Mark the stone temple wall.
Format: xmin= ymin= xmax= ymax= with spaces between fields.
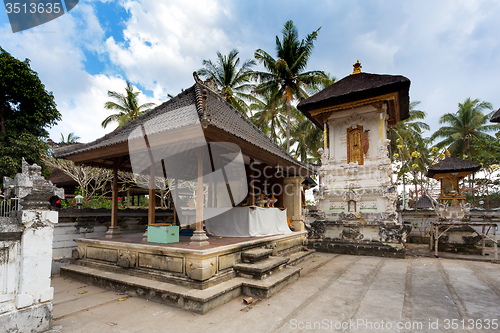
xmin=0 ymin=159 xmax=63 ymax=332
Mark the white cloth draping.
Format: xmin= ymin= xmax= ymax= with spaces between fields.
xmin=204 ymin=207 xmax=292 ymax=237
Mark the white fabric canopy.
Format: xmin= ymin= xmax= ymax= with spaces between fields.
xmin=204 ymin=207 xmax=292 ymax=237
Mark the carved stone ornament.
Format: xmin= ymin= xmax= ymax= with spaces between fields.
xmin=379 ymin=224 xmax=412 ymax=243
xmin=307 ymin=220 xmax=326 ymax=239
xmin=4 ymin=158 xmax=64 ymax=210
xmin=339 ymin=228 xmax=364 ymax=240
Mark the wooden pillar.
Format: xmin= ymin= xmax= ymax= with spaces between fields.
xmin=435 ymin=224 xmax=439 ymax=257
xmin=148 ymin=168 xmax=155 ymax=225
xmin=481 ymin=226 xmax=486 ymax=256
xmin=494 ymin=225 xmax=498 ymax=261
xmin=173 ymin=180 xmax=178 ymax=225
xmin=208 ymin=174 xmax=213 ymax=208
xmin=190 ymin=149 xmax=209 ymax=245
xmin=106 ymin=158 xmax=121 ymax=238
xmin=195 ymin=151 xmax=204 ymax=231
xmin=250 ymin=159 xmax=255 ymax=206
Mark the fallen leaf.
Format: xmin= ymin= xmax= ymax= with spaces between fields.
xmin=118 ymin=297 xmax=128 ymax=301
xmin=78 ymin=291 xmax=87 ymax=294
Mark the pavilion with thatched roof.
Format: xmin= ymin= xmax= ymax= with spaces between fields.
xmin=54 ymin=74 xmax=314 ymax=244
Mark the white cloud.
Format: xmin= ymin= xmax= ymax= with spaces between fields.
xmin=105 ymin=0 xmax=231 ymax=99
xmin=50 ymin=74 xmax=160 ymax=142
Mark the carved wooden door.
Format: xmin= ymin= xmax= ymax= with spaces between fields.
xmin=347 ymin=125 xmax=364 ymax=165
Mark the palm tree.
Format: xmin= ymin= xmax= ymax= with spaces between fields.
xmin=253 ymin=20 xmax=327 ymax=153
xmin=389 ymin=101 xmax=429 ymax=157
xmin=289 ymin=107 xmax=323 ymax=163
xmin=197 ymin=49 xmax=255 ymax=117
xmin=60 ymin=132 xmax=80 ymax=144
xmin=430 ymin=98 xmax=498 ymax=157
xmin=249 ymin=88 xmax=287 ymax=144
xmin=102 ymin=81 xmax=155 ymax=129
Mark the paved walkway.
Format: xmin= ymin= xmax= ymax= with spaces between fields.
xmin=47 ymin=254 xmax=500 ymax=333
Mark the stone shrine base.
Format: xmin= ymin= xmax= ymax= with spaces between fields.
xmin=61 ymin=231 xmax=313 ymax=314
xmin=0 ymin=303 xmax=52 ymax=333
xmin=307 ymin=219 xmax=410 ymax=258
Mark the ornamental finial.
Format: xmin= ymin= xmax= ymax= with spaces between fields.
xmin=352 ymin=60 xmax=362 ymax=74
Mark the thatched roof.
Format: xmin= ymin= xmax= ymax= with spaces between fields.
xmin=426 ymin=156 xmax=481 ymax=178
xmin=491 ymin=108 xmax=500 ymax=123
xmin=301 ymin=176 xmax=317 ymax=189
xmin=54 ymin=79 xmax=315 ymax=177
xmin=297 ymin=71 xmax=410 ymax=128
xmin=414 ymin=194 xmax=434 ymax=209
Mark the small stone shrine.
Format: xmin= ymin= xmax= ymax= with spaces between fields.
xmin=426 ymin=153 xmax=488 ymax=253
xmin=297 ymin=61 xmax=411 ymax=257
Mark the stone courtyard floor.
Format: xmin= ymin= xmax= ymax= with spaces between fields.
xmin=46 ymin=253 xmax=500 ymax=333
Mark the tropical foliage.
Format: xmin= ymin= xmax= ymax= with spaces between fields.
xmin=253 ymin=20 xmax=327 ymax=153
xmin=60 ymin=132 xmax=80 ymax=144
xmin=430 ymin=98 xmax=498 ymax=158
xmin=102 ymin=81 xmax=155 ymax=129
xmin=0 ymin=47 xmax=60 ymax=179
xmin=198 ymin=49 xmax=255 ymax=117
xmin=249 ymin=87 xmax=287 ymax=144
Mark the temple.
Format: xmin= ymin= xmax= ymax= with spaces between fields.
xmin=297 ymin=61 xmax=411 ymax=257
xmin=52 ymin=74 xmax=315 ymax=313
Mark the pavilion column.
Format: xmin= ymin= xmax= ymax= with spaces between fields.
xmin=106 ymin=158 xmax=122 ymax=238
xmin=283 ymin=176 xmax=305 ymax=232
xmin=190 ymin=149 xmax=209 ymax=245
xmin=250 ymin=159 xmax=255 ymax=206
xmin=173 ymin=180 xmax=178 ymax=225
xmin=148 ymin=167 xmax=156 ymax=225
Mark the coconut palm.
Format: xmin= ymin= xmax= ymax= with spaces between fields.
xmin=197 ymin=49 xmax=255 ymax=117
xmin=389 ymin=101 xmax=429 ymax=158
xmin=430 ymin=98 xmax=498 ymax=158
xmin=289 ymin=107 xmax=323 ymax=163
xmin=249 ymin=88 xmax=287 ymax=144
xmin=253 ymin=20 xmax=327 ymax=153
xmin=101 ymin=81 xmax=155 ymax=129
xmin=60 ymin=132 xmax=80 ymax=144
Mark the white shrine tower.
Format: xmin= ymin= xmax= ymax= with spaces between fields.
xmin=298 ymin=61 xmax=411 ymax=256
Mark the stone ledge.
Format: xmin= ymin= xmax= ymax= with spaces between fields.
xmin=241 ymin=248 xmax=273 ymax=263
xmin=234 ymin=256 xmax=289 ymax=278
xmin=60 ymin=264 xmax=302 ymax=314
xmin=308 ymin=239 xmax=405 ymax=258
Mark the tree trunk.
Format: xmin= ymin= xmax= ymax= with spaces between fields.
xmin=0 ymin=108 xmax=6 ymax=134
xmin=487 ymin=183 xmax=490 ymax=209
xmin=286 ymin=99 xmax=291 ymax=153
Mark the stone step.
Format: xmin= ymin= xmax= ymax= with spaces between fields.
xmin=241 ymin=248 xmax=273 ymax=263
xmin=60 ymin=263 xmax=301 ymax=314
xmin=233 ymin=256 xmax=289 ymax=280
xmin=284 ymin=249 xmax=316 ymax=266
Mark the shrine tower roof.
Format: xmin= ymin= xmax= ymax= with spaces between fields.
xmin=491 ymin=108 xmax=500 ymax=123
xmin=426 ymin=156 xmax=481 ymax=178
xmin=297 ymin=62 xmax=410 ymax=128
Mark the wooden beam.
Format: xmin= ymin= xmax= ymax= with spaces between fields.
xmin=203 ymin=127 xmax=313 ymax=177
xmin=309 ymin=92 xmax=398 ymax=117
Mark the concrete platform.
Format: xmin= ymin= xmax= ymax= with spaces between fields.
xmin=48 ymin=254 xmax=500 ymax=333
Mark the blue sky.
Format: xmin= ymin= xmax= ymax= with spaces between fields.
xmin=1 ymin=0 xmax=500 ymax=143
